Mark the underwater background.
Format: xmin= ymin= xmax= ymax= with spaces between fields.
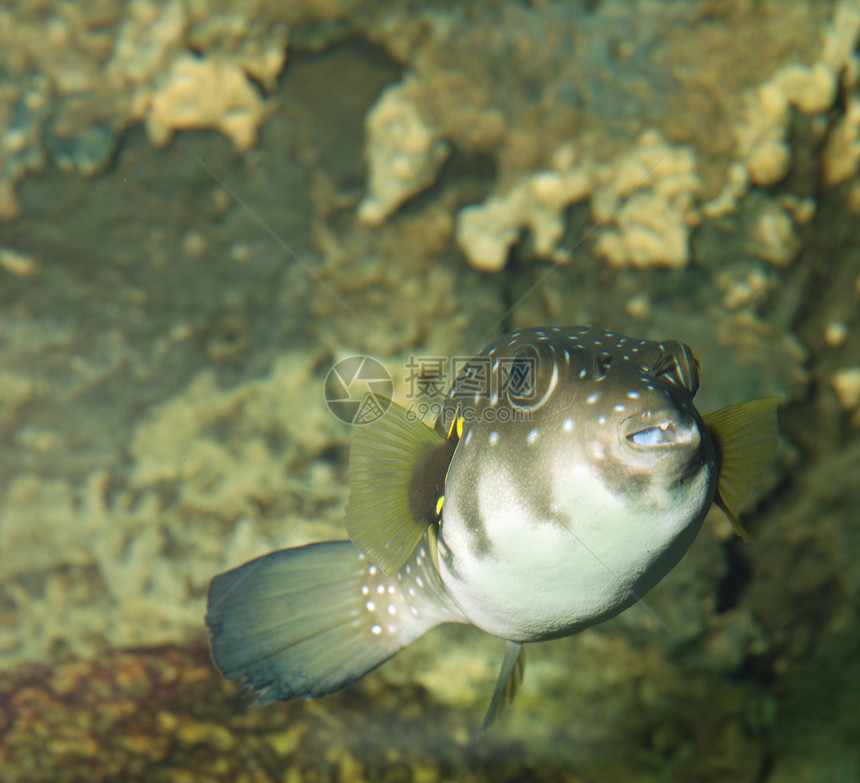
xmin=1 ymin=0 xmax=859 ymax=780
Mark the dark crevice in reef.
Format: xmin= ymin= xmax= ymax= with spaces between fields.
xmin=715 ymin=542 xmax=753 ymax=614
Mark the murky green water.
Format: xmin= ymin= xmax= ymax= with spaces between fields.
xmin=1 ymin=1 xmax=858 ymax=781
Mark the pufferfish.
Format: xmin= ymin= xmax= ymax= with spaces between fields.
xmin=206 ymin=325 xmax=779 ymax=729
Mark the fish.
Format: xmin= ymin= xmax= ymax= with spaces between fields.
xmin=205 ymin=325 xmax=779 ymax=729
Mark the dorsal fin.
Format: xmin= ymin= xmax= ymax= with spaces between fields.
xmin=480 ymin=641 xmax=526 ymax=732
xmin=703 ymin=397 xmax=780 ymax=543
xmin=345 ymin=396 xmax=455 ymax=574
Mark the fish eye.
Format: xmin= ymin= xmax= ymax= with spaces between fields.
xmin=652 ymin=342 xmax=700 ymax=394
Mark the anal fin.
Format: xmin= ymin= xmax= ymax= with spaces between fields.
xmin=480 ymin=641 xmax=526 ymax=732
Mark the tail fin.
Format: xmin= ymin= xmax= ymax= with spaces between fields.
xmin=206 ymin=539 xmax=464 ymax=703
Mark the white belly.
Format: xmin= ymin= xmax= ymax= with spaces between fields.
xmin=437 ymin=463 xmax=711 ymax=641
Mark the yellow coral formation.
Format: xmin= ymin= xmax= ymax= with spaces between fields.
xmin=0 ymin=247 xmax=39 ymax=277
xmin=590 ymin=132 xmax=701 ymax=269
xmin=832 ymin=367 xmax=860 ymax=426
xmin=455 ymin=131 xmax=700 ymax=271
xmin=358 ymin=80 xmax=450 ymax=226
xmin=746 ymin=200 xmax=801 ymax=267
xmin=146 ymin=55 xmax=270 ymax=151
xmin=455 ymin=143 xmax=591 ymax=271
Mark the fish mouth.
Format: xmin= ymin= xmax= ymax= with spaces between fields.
xmin=622 ymin=413 xmax=697 ymax=450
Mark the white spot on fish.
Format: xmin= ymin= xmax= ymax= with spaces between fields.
xmin=464 ymin=429 xmax=473 ymax=445
xmin=388 ymin=604 xmax=396 ymax=615
xmin=388 ymin=585 xmax=396 ymax=594
xmin=592 ymin=442 xmax=606 ymax=458
xmin=579 ymin=368 xmax=587 ymax=379
xmin=587 ymin=393 xmax=599 ymax=403
xmin=489 ymin=431 xmax=499 ymax=446
xmin=416 ymin=576 xmax=424 ymax=588
xmin=408 ymin=587 xmax=416 ymax=597
xmin=563 ymin=418 xmax=574 ymax=431
xmin=598 ymin=415 xmax=606 ymax=424
xmin=371 ymin=624 xmax=382 ymax=634
xmin=527 ymin=429 xmax=539 ymax=444
xmin=628 ymin=391 xmax=640 ymax=399
xmin=368 ymin=565 xmax=377 ymax=576
xmin=377 ymin=585 xmax=385 ymax=594
xmin=614 ymin=404 xmax=626 ymax=412
xmin=362 ymin=585 xmax=369 ymax=595
xmin=366 ymin=601 xmax=376 ymax=612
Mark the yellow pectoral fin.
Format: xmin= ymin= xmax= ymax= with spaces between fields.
xmin=703 ymin=396 xmax=780 ymax=541
xmin=345 ymin=396 xmax=455 ymax=574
